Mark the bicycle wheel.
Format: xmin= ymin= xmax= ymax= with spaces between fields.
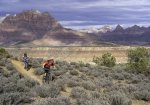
xmin=42 ymin=75 xmax=46 ymax=83
xmin=45 ymin=73 xmax=50 ymax=84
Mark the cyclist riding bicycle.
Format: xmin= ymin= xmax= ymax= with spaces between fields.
xmin=23 ymin=53 xmax=30 ymax=70
xmin=43 ymin=59 xmax=55 ymax=81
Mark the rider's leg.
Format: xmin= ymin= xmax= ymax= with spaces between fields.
xmin=24 ymin=62 xmax=27 ymax=69
xmin=26 ymin=62 xmax=30 ymax=70
xmin=44 ymin=69 xmax=49 ymax=82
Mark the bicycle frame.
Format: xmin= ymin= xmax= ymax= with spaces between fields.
xmin=43 ymin=72 xmax=52 ymax=84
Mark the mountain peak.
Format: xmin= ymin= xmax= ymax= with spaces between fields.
xmin=2 ymin=10 xmax=62 ymax=31
xmin=114 ymin=24 xmax=124 ymax=32
xmin=130 ymin=25 xmax=141 ymax=30
xmin=126 ymin=25 xmax=146 ymax=32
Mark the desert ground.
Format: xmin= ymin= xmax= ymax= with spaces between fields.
xmin=0 ymin=47 xmax=150 ymax=105
xmin=6 ymin=46 xmax=133 ymax=64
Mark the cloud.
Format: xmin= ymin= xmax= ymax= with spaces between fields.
xmin=59 ymin=20 xmax=99 ymax=26
xmin=0 ymin=0 xmax=150 ymax=29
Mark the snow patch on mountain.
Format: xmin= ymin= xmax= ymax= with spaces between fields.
xmin=77 ymin=26 xmax=113 ymax=34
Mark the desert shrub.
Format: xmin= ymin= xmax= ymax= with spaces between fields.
xmin=70 ymin=62 xmax=77 ymax=65
xmin=87 ymin=70 xmax=101 ymax=77
xmin=93 ymin=53 xmax=116 ymax=67
xmin=127 ymin=47 xmax=150 ymax=73
xmin=55 ymin=79 xmax=67 ymax=91
xmin=6 ymin=63 xmax=15 ymax=71
xmin=82 ymin=81 xmax=96 ymax=91
xmin=109 ymin=84 xmax=137 ymax=96
xmin=71 ymin=87 xmax=87 ymax=98
xmin=3 ymin=82 xmax=18 ymax=93
xmin=95 ymin=78 xmax=113 ymax=88
xmin=134 ymin=90 xmax=150 ymax=101
xmin=81 ymin=98 xmax=110 ymax=105
xmin=79 ymin=61 xmax=85 ymax=67
xmin=53 ymin=70 xmax=67 ymax=76
xmin=60 ymin=65 xmax=69 ymax=70
xmin=112 ymin=73 xmax=125 ymax=80
xmin=67 ymin=65 xmax=74 ymax=71
xmin=36 ymin=58 xmax=43 ymax=63
xmin=56 ymin=60 xmax=69 ymax=67
xmin=90 ymin=91 xmax=101 ymax=99
xmin=0 ymin=76 xmax=9 ymax=85
xmin=35 ymin=84 xmax=60 ymax=98
xmin=70 ymin=62 xmax=80 ymax=68
xmin=0 ymin=85 xmax=3 ymax=93
xmin=121 ymin=72 xmax=132 ymax=80
xmin=110 ymin=93 xmax=132 ymax=105
xmin=0 ymin=60 xmax=5 ymax=66
xmin=33 ymin=96 xmax=71 ymax=105
xmin=3 ymin=71 xmax=10 ymax=77
xmin=79 ymin=67 xmax=89 ymax=73
xmin=32 ymin=60 xmax=41 ymax=68
xmin=130 ymin=76 xmax=142 ymax=84
xmin=23 ymin=78 xmax=39 ymax=88
xmin=3 ymin=74 xmax=29 ymax=93
xmin=17 ymin=81 xmax=30 ymax=92
xmin=0 ymin=92 xmax=33 ymax=105
xmin=71 ymin=87 xmax=90 ymax=105
xmin=57 ymin=96 xmax=71 ymax=105
xmin=8 ymin=72 xmax=21 ymax=83
xmin=85 ymin=63 xmax=92 ymax=68
xmin=67 ymin=80 xmax=79 ymax=87
xmin=70 ymin=70 xmax=79 ymax=76
xmin=136 ymin=83 xmax=150 ymax=91
xmin=34 ymin=67 xmax=44 ymax=75
xmin=124 ymin=84 xmax=137 ymax=94
xmin=71 ymin=87 xmax=109 ymax=105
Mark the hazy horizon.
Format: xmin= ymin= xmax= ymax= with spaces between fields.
xmin=0 ymin=0 xmax=150 ymax=29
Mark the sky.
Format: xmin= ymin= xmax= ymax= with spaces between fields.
xmin=0 ymin=0 xmax=150 ymax=29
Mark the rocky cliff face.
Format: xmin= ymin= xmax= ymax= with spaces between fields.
xmin=0 ymin=10 xmax=97 ymax=46
xmin=0 ymin=10 xmax=63 ymax=43
xmin=3 ymin=10 xmax=62 ymax=34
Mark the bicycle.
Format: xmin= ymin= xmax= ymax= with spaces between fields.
xmin=24 ymin=63 xmax=32 ymax=71
xmin=43 ymin=72 xmax=51 ymax=84
xmin=43 ymin=71 xmax=55 ymax=84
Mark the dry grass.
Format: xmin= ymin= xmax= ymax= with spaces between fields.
xmin=6 ymin=46 xmax=133 ymax=64
xmin=132 ymin=100 xmax=150 ymax=105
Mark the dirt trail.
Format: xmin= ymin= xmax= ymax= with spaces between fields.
xmin=11 ymin=60 xmax=42 ymax=85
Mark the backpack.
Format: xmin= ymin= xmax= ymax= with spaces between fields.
xmin=44 ymin=63 xmax=50 ymax=69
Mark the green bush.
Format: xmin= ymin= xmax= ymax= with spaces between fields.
xmin=0 ymin=48 xmax=11 ymax=58
xmin=0 ymin=48 xmax=8 ymax=54
xmin=93 ymin=53 xmax=116 ymax=67
xmin=127 ymin=47 xmax=150 ymax=73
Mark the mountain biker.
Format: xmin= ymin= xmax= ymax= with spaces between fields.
xmin=43 ymin=59 xmax=55 ymax=81
xmin=23 ymin=53 xmax=30 ymax=70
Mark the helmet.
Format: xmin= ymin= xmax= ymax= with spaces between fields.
xmin=24 ymin=53 xmax=27 ymax=57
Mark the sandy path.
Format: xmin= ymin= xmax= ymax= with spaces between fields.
xmin=11 ymin=60 xmax=42 ymax=85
